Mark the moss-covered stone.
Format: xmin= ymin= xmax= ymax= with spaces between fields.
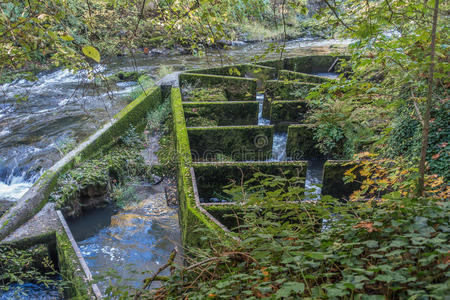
xmin=187 ymin=63 xmax=277 ymax=81
xmin=182 ymin=87 xmax=228 ymax=102
xmin=279 ymin=70 xmax=334 ymax=83
xmin=283 ymin=55 xmax=347 ymax=73
xmin=322 ymin=160 xmax=362 ymax=200
xmin=188 ymin=125 xmax=274 ymax=161
xmin=171 ymin=88 xmax=226 ymax=247
xmin=286 ymin=125 xmax=322 ymax=160
xmin=194 ymin=161 xmax=307 ymax=200
xmin=179 ymin=73 xmax=257 ymax=101
xmin=183 ymin=101 xmax=258 ymax=127
xmin=56 ymin=231 xmax=92 ymax=299
xmin=265 ymin=80 xmax=318 ymax=101
xmin=270 ymin=100 xmax=308 ymax=124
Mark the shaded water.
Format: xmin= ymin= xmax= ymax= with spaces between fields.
xmin=0 ymin=283 xmax=61 ymax=300
xmin=0 ymin=38 xmax=348 ymax=202
xmin=68 ymin=184 xmax=181 ymax=293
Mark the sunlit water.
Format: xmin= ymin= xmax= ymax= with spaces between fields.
xmin=68 ymin=184 xmax=181 ymax=294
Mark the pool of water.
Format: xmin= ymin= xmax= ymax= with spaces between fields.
xmin=68 ymin=183 xmax=181 ymax=294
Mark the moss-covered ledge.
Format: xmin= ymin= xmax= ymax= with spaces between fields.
xmin=187 ymin=125 xmax=274 ymax=161
xmin=278 ymin=70 xmax=334 ymax=83
xmin=183 ymin=101 xmax=259 ymax=126
xmin=171 ymin=87 xmax=229 ymax=247
xmin=179 ymin=73 xmax=257 ymax=101
xmin=0 ymin=86 xmax=162 ymax=241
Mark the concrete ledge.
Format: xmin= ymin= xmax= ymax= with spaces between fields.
xmin=179 ymin=73 xmax=257 ymax=101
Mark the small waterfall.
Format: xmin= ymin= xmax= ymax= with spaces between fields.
xmin=256 ymin=93 xmax=270 ymax=126
xmin=0 ymin=164 xmax=42 ymax=201
xmin=304 ymin=160 xmax=325 ymax=201
xmin=271 ymin=132 xmax=288 ymax=161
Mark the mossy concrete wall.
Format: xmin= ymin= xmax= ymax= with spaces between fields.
xmin=286 ymin=125 xmax=322 ymax=160
xmin=194 ymin=161 xmax=307 ymax=200
xmin=279 ymin=70 xmax=334 ymax=83
xmin=179 ymin=73 xmax=257 ymax=100
xmin=183 ymin=101 xmax=258 ymax=126
xmin=186 ymin=63 xmax=277 ymax=81
xmin=1 ymin=211 xmax=100 ymax=298
xmin=263 ymin=80 xmax=317 ymax=119
xmin=0 ymin=87 xmax=162 ymax=241
xmin=270 ymin=100 xmax=308 ymax=124
xmin=322 ymin=160 xmax=362 ymax=200
xmin=283 ymin=55 xmax=341 ymax=73
xmin=171 ymin=88 xmax=229 ymax=247
xmin=188 ymin=125 xmax=274 ymax=161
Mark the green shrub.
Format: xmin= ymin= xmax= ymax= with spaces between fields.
xmin=155 ymin=173 xmax=450 ymax=299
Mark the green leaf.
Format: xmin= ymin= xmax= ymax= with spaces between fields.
xmin=82 ymin=45 xmax=101 ymax=62
xmin=304 ymin=252 xmax=326 ymax=260
xmin=275 ymin=282 xmax=305 ymax=298
xmin=61 ymin=34 xmax=74 ymax=42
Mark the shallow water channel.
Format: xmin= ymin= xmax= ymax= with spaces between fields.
xmin=68 ymin=183 xmax=181 ymax=293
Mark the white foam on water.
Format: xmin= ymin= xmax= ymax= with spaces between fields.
xmin=0 ymin=180 xmax=32 ymax=201
xmin=271 ymin=132 xmax=288 ymax=161
xmin=257 ymin=93 xmax=270 ymax=125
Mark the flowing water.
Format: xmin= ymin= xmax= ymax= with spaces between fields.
xmin=67 ymin=184 xmax=181 ymax=294
xmin=304 ymin=160 xmax=326 ymax=200
xmin=271 ymin=132 xmax=288 ymax=161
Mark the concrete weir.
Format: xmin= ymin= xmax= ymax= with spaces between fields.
xmin=0 ymin=56 xmax=361 ymax=297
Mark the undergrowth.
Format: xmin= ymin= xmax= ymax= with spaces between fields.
xmin=130 ymin=172 xmax=449 ymax=299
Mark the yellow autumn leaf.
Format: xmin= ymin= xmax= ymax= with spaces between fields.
xmin=82 ymin=45 xmax=101 ymax=63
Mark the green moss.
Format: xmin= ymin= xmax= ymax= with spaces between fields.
xmin=270 ymin=100 xmax=308 ymax=124
xmin=179 ymin=73 xmax=257 ymax=101
xmin=322 ymin=160 xmax=361 ymax=200
xmin=286 ymin=125 xmax=321 ymax=160
xmin=50 ymin=142 xmax=149 ymax=217
xmin=194 ymin=161 xmax=307 ymax=200
xmin=282 ymin=55 xmax=348 ymax=73
xmin=278 ymin=70 xmax=334 ymax=83
xmin=187 ymin=125 xmax=274 ymax=161
xmin=56 ymin=231 xmax=92 ymax=299
xmin=187 ymin=63 xmax=277 ymax=81
xmin=265 ymin=80 xmax=318 ymax=101
xmin=171 ymin=88 xmax=226 ymax=247
xmin=183 ymin=101 xmax=258 ymax=127
xmin=182 ymin=87 xmax=228 ymax=102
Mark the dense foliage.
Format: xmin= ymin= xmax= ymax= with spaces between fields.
xmin=143 ymin=173 xmax=449 ymax=299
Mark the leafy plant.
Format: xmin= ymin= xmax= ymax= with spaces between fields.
xmin=111 ymin=184 xmax=138 ymax=208
xmin=150 ymin=173 xmax=449 ymax=299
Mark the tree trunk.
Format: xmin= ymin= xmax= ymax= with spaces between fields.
xmin=417 ymin=0 xmax=439 ymax=196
